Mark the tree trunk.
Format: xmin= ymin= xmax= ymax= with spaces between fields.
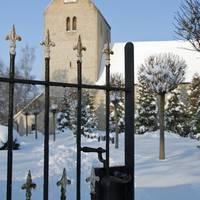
xmin=159 ymin=93 xmax=165 ymax=160
xmin=53 ymin=112 xmax=56 ymax=142
xmin=114 ymin=104 xmax=119 ymax=149
xmin=26 ymin=114 xmax=28 ymax=136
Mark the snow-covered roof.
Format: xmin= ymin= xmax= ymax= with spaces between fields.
xmin=97 ymin=40 xmax=200 ymax=84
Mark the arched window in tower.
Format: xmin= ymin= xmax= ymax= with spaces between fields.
xmin=72 ymin=17 xmax=77 ymax=31
xmin=66 ymin=17 xmax=70 ymax=31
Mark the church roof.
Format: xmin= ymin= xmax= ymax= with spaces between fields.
xmin=97 ymin=40 xmax=200 ymax=85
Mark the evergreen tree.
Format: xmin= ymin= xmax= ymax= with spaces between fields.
xmin=110 ymin=73 xmax=125 ymax=148
xmin=56 ymin=89 xmax=72 ymax=132
xmin=0 ymin=62 xmax=8 ymax=124
xmin=71 ymin=89 xmax=98 ymax=137
xmin=194 ymin=101 xmax=200 ymax=134
xmin=165 ymin=89 xmax=190 ymax=137
xmin=188 ymin=74 xmax=200 ymax=135
xmin=81 ymin=91 xmax=98 ymax=136
xmin=110 ymin=74 xmax=125 ymax=132
xmin=135 ymin=77 xmax=158 ymax=134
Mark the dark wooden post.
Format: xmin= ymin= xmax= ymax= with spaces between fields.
xmin=50 ymin=104 xmax=58 ymax=142
xmin=5 ymin=25 xmax=21 ymax=200
xmin=41 ymin=29 xmax=55 ymax=200
xmin=125 ymin=43 xmax=134 ymax=200
xmin=24 ymin=111 xmax=29 ymax=136
xmin=159 ymin=93 xmax=165 ymax=160
xmin=32 ymin=103 xmax=40 ymax=140
xmin=34 ymin=113 xmax=38 ymax=139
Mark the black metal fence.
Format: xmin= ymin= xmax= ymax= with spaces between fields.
xmin=0 ymin=26 xmax=134 ymax=200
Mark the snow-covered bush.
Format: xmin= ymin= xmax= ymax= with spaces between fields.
xmin=0 ymin=125 xmax=20 ymax=150
xmin=139 ymin=53 xmax=186 ymax=94
xmin=139 ymin=53 xmax=186 ymax=160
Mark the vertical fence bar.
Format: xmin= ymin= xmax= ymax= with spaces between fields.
xmin=43 ymin=56 xmax=50 ymax=200
xmin=5 ymin=25 xmax=21 ymax=200
xmin=77 ymin=60 xmax=82 ymax=200
xmin=103 ymin=42 xmax=114 ymax=200
xmin=103 ymin=42 xmax=113 ymax=176
xmin=73 ymin=35 xmax=86 ymax=200
xmin=6 ymin=52 xmax=15 ymax=200
xmin=125 ymin=42 xmax=134 ymax=200
xmin=105 ymin=63 xmax=110 ymax=175
xmin=41 ymin=30 xmax=55 ymax=200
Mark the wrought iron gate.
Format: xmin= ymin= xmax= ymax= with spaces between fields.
xmin=0 ymin=26 xmax=134 ymax=200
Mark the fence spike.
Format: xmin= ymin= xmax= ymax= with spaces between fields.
xmin=57 ymin=168 xmax=71 ymax=200
xmin=21 ymin=170 xmax=36 ymax=200
xmin=103 ymin=41 xmax=114 ymax=66
xmin=86 ymin=167 xmax=100 ymax=195
xmin=5 ymin=25 xmax=22 ymax=55
xmin=41 ymin=29 xmax=55 ymax=58
xmin=73 ymin=35 xmax=86 ymax=62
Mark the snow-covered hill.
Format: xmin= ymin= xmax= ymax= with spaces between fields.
xmin=0 ymin=131 xmax=200 ymax=200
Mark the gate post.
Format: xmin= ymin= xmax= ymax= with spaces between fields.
xmin=125 ymin=42 xmax=134 ymax=200
xmin=41 ymin=29 xmax=55 ymax=200
xmin=5 ymin=25 xmax=21 ymax=200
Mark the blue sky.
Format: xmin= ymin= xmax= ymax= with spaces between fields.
xmin=0 ymin=0 xmax=183 ymax=79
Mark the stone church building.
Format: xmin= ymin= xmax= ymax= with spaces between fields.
xmin=14 ymin=0 xmax=200 ymax=135
xmin=45 ymin=0 xmax=111 ymax=84
xmin=15 ymin=0 xmax=111 ymax=134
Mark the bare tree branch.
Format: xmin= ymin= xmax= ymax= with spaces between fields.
xmin=175 ymin=0 xmax=200 ymax=51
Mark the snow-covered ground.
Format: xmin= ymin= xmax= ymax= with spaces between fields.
xmin=0 ymin=130 xmax=200 ymax=200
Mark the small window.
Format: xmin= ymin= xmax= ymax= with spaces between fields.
xmin=66 ymin=17 xmax=70 ymax=31
xmin=72 ymin=17 xmax=77 ymax=31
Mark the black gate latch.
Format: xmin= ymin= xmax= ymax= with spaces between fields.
xmin=81 ymin=147 xmax=106 ymax=167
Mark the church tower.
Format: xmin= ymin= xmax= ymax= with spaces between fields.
xmin=44 ymin=0 xmax=111 ymax=83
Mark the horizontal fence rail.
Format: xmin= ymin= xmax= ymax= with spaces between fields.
xmin=0 ymin=77 xmax=127 ymax=91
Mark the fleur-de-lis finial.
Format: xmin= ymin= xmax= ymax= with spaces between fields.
xmin=57 ymin=168 xmax=71 ymax=200
xmin=21 ymin=170 xmax=36 ymax=200
xmin=86 ymin=167 xmax=100 ymax=195
xmin=73 ymin=35 xmax=86 ymax=62
xmin=103 ymin=41 xmax=114 ymax=65
xmin=5 ymin=25 xmax=22 ymax=55
xmin=41 ymin=29 xmax=55 ymax=58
